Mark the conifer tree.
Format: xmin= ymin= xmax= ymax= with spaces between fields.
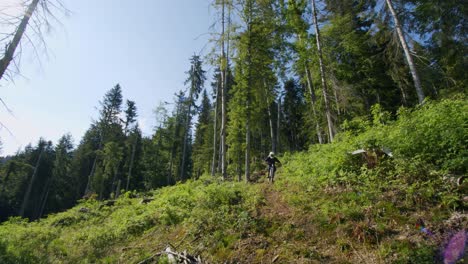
xmin=286 ymin=0 xmax=323 ymax=144
xmin=180 ymin=56 xmax=206 ymax=181
xmin=40 ymin=134 xmax=74 ymax=217
xmin=193 ymin=90 xmax=213 ymax=178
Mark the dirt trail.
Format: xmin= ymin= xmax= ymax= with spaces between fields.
xmin=259 ymin=184 xmax=292 ymax=220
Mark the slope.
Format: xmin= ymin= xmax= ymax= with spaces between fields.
xmin=0 ymin=98 xmax=467 ymax=263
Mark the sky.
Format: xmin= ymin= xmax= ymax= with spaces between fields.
xmin=0 ymin=0 xmax=217 ymax=156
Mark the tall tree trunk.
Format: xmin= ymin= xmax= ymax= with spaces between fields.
xmin=311 ymin=0 xmax=335 ymax=142
xmin=244 ymin=9 xmax=253 ymax=183
xmin=264 ymin=80 xmax=276 ymax=152
xmin=0 ymin=0 xmax=40 ymax=81
xmin=245 ymin=100 xmax=251 ymax=183
xmin=126 ymin=137 xmax=137 ymax=191
xmin=180 ymin=83 xmax=194 ymax=181
xmin=20 ymin=148 xmax=43 ymax=217
xmin=277 ymin=95 xmax=281 ymax=153
xmin=211 ymin=81 xmax=220 ymax=176
xmin=220 ymin=0 xmax=228 ymax=180
xmin=385 ymin=0 xmax=425 ymax=104
xmin=217 ymin=135 xmax=223 ymax=172
xmin=304 ymin=63 xmax=323 ymax=144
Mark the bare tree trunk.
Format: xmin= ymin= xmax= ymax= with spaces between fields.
xmin=217 ymin=136 xmax=223 ymax=172
xmin=20 ymin=148 xmax=43 ymax=217
xmin=311 ymin=0 xmax=335 ymax=142
xmin=264 ymin=80 xmax=276 ymax=152
xmin=0 ymin=0 xmax=40 ymax=81
xmin=385 ymin=0 xmax=425 ymax=104
xmin=220 ymin=0 xmax=228 ymax=180
xmin=245 ymin=102 xmax=251 ymax=183
xmin=211 ymin=81 xmax=220 ymax=176
xmin=126 ymin=137 xmax=137 ymax=191
xmin=180 ymin=81 xmax=194 ymax=181
xmin=277 ymin=95 xmax=281 ymax=152
xmin=304 ymin=63 xmax=323 ymax=144
xmin=244 ymin=4 xmax=254 ymax=183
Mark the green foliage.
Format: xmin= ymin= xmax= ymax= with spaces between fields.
xmin=385 ymin=99 xmax=467 ymax=174
xmin=192 ymin=89 xmax=214 ymax=177
xmin=0 ymin=175 xmax=261 ymax=263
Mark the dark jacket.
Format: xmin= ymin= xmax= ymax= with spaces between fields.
xmin=265 ymin=156 xmax=280 ymax=166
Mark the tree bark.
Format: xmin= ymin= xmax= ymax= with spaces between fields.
xmin=245 ymin=100 xmax=251 ymax=183
xmin=180 ymin=75 xmax=194 ymax=181
xmin=277 ymin=95 xmax=281 ymax=152
xmin=0 ymin=0 xmax=40 ymax=81
xmin=264 ymin=80 xmax=276 ymax=153
xmin=220 ymin=0 xmax=228 ymax=180
xmin=385 ymin=0 xmax=425 ymax=104
xmin=304 ymin=63 xmax=323 ymax=144
xmin=211 ymin=80 xmax=219 ymax=176
xmin=0 ymin=0 xmax=39 ymax=80
xmin=311 ymin=0 xmax=335 ymax=142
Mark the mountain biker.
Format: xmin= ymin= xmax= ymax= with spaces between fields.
xmin=264 ymin=152 xmax=281 ymax=181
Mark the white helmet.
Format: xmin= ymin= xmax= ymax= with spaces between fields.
xmin=269 ymin=152 xmax=274 ymax=157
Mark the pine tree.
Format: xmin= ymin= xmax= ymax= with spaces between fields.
xmin=180 ymin=56 xmax=206 ymax=181
xmin=193 ymin=90 xmax=213 ymax=178
xmin=286 ymin=0 xmax=323 ymax=144
xmin=40 ymin=134 xmax=74 ymax=217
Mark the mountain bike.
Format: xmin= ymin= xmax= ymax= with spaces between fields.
xmin=268 ymin=165 xmax=275 ymax=183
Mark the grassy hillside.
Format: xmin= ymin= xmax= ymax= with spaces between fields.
xmin=1 ymin=98 xmax=467 ymax=264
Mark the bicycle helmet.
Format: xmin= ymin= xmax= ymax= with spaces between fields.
xmin=269 ymin=152 xmax=275 ymax=157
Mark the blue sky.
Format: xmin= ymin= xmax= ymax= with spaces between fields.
xmin=0 ymin=0 xmax=216 ymax=155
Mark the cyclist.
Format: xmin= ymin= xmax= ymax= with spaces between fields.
xmin=264 ymin=152 xmax=281 ymax=182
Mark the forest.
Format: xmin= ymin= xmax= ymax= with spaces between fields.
xmin=0 ymin=1 xmax=466 ymax=262
xmin=0 ymin=0 xmax=466 ymax=221
xmin=0 ymin=0 xmax=467 ymax=263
